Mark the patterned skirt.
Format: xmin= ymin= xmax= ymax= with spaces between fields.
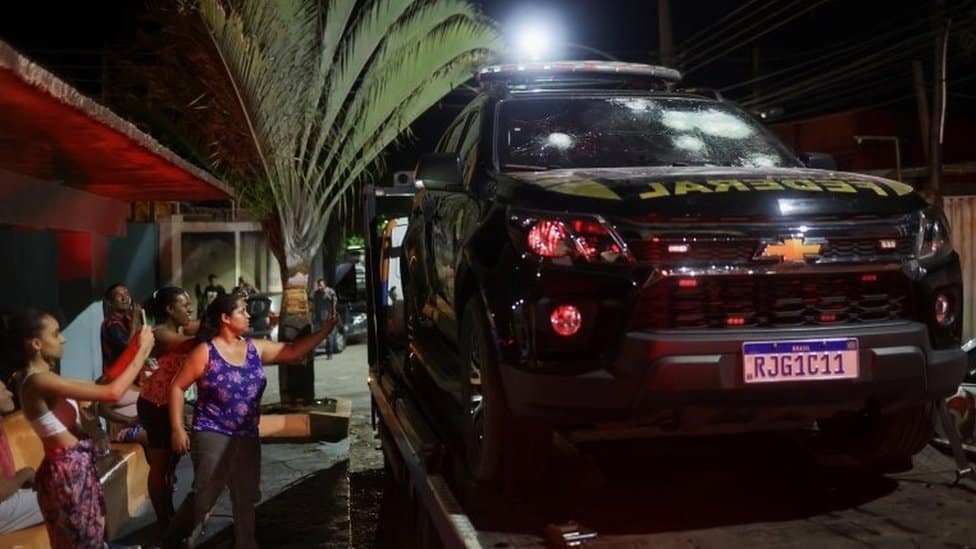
xmin=35 ymin=438 xmax=107 ymax=549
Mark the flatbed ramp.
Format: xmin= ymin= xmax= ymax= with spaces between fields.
xmin=459 ymin=449 xmax=973 ymax=548
xmin=372 ymin=369 xmax=976 ymax=548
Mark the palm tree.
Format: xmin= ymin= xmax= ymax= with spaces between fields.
xmin=144 ymin=0 xmax=499 ymax=402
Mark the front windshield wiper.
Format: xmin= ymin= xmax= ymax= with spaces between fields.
xmin=641 ymin=161 xmax=716 ymax=167
xmin=500 ymin=163 xmax=553 ymax=171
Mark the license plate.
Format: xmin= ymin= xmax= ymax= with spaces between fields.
xmin=742 ymin=338 xmax=859 ymax=384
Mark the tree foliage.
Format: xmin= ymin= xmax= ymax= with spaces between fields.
xmin=133 ymin=0 xmax=498 ymax=274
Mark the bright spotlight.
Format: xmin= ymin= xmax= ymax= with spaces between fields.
xmin=517 ymin=26 xmax=552 ymax=61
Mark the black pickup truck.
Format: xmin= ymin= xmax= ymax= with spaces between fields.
xmin=398 ymin=61 xmax=966 ymax=483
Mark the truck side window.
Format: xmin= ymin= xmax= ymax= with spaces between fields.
xmin=437 ymin=114 xmax=467 ymax=154
xmin=458 ymin=110 xmax=482 ymax=187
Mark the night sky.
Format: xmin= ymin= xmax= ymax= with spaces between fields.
xmin=1 ymin=1 xmax=972 ymax=177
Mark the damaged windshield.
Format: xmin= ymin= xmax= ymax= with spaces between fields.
xmin=497 ymin=96 xmax=800 ymax=170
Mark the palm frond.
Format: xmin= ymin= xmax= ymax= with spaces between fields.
xmin=315 ymin=0 xmax=488 ymax=180
xmin=148 ymin=0 xmax=498 ymax=269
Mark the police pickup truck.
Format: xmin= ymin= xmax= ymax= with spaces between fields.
xmin=389 ymin=61 xmax=966 ymax=486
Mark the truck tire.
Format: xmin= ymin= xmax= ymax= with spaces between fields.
xmin=460 ymin=298 xmax=550 ymax=485
xmin=819 ymin=401 xmax=935 ymax=471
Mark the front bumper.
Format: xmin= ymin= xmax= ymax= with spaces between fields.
xmin=499 ymin=321 xmax=965 ymax=435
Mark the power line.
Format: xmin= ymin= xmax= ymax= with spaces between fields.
xmin=758 ymin=68 xmax=914 ymax=113
xmin=719 ymin=14 xmax=936 ymax=94
xmin=683 ymin=0 xmax=837 ymax=76
xmin=739 ymin=13 xmax=976 ymax=112
xmin=720 ymin=0 xmax=976 ymax=101
xmin=739 ymin=30 xmax=939 ymax=108
xmin=678 ymin=0 xmax=807 ymax=67
xmin=772 ymin=69 xmax=976 ymax=122
xmin=676 ymin=0 xmax=773 ymax=53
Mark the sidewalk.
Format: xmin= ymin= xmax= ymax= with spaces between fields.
xmin=118 ymin=344 xmax=373 ymax=547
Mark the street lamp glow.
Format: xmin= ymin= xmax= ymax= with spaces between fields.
xmin=517 ymin=26 xmax=552 ymax=61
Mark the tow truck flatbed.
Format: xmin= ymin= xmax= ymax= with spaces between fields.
xmin=362 ymin=184 xmax=976 ymax=548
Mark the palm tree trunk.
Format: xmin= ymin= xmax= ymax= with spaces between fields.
xmin=263 ymin=218 xmax=315 ymax=405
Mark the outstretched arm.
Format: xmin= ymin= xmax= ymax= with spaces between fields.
xmin=31 ymin=327 xmax=154 ymax=403
xmin=253 ymin=315 xmax=337 ymax=365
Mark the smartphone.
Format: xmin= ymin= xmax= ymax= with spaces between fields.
xmin=140 ymin=308 xmax=148 ymax=327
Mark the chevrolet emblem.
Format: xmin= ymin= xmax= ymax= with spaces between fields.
xmin=760 ymin=238 xmax=823 ymax=263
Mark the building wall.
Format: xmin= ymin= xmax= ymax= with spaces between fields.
xmin=0 ymin=226 xmax=58 ymax=315
xmin=107 ymin=222 xmax=159 ymax=305
xmin=772 ymin=109 xmax=899 ymax=172
xmin=0 ymin=222 xmax=158 ymax=383
xmin=158 ymin=216 xmax=282 ymax=313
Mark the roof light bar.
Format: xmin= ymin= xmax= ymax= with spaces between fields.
xmin=478 ymin=61 xmax=682 ymax=86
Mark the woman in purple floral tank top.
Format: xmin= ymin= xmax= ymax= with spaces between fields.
xmin=164 ymin=293 xmax=336 ymax=548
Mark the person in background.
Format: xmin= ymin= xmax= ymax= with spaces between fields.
xmin=165 ymin=294 xmax=336 ymax=548
xmin=139 ymin=287 xmax=199 ymax=531
xmin=12 ymin=308 xmax=153 ymax=548
xmin=311 ymin=278 xmax=337 ymax=359
xmin=195 ymin=274 xmax=226 ymax=319
xmin=0 ymin=380 xmax=44 ymax=535
xmin=101 ymin=283 xmax=143 ymax=378
xmin=234 ymin=276 xmax=258 ymax=298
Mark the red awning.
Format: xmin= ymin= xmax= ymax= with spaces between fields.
xmin=0 ymin=39 xmax=231 ymax=202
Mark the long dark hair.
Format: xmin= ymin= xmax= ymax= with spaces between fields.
xmin=7 ymin=308 xmax=49 ymax=369
xmin=147 ymin=286 xmax=189 ymax=324
xmin=196 ymin=294 xmax=243 ymax=343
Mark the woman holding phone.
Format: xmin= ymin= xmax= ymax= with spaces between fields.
xmin=138 ymin=286 xmax=198 ymax=530
xmin=12 ymin=308 xmax=154 ymax=548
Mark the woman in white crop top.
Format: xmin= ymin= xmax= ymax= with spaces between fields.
xmin=11 ymin=308 xmax=154 ymax=549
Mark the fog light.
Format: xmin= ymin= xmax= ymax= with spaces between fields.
xmin=550 ymin=304 xmax=582 ymax=337
xmin=935 ymin=293 xmax=955 ymax=327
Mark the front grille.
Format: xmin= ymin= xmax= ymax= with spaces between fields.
xmin=626 ymin=236 xmax=914 ymax=266
xmin=632 ymin=271 xmax=913 ymax=330
xmin=632 ymin=239 xmax=759 ymax=264
xmin=820 ymin=236 xmax=915 ymax=260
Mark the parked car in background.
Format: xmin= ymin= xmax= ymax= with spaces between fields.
xmin=335 ymin=261 xmax=368 ymax=344
xmin=245 ymin=292 xmax=279 ymax=340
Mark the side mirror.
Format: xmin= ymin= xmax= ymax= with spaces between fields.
xmin=415 ymin=153 xmax=464 ymax=192
xmin=797 ymin=152 xmax=837 ymax=171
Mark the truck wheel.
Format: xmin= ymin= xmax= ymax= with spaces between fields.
xmin=819 ymin=401 xmax=935 ymax=471
xmin=460 ymin=298 xmax=550 ymax=485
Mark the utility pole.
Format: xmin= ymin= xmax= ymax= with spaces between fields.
xmin=912 ymin=60 xmax=930 ymax=162
xmin=658 ymin=0 xmax=673 ymax=67
xmin=928 ymin=0 xmax=949 ymax=202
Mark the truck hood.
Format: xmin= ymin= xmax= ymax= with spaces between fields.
xmin=496 ymin=167 xmax=926 ymax=220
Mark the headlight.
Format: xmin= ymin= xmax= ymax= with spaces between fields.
xmin=916 ymin=206 xmax=952 ymax=260
xmin=507 ymin=208 xmax=634 ymax=265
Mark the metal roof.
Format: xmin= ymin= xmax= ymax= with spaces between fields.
xmin=0 ymin=39 xmax=231 ymax=202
